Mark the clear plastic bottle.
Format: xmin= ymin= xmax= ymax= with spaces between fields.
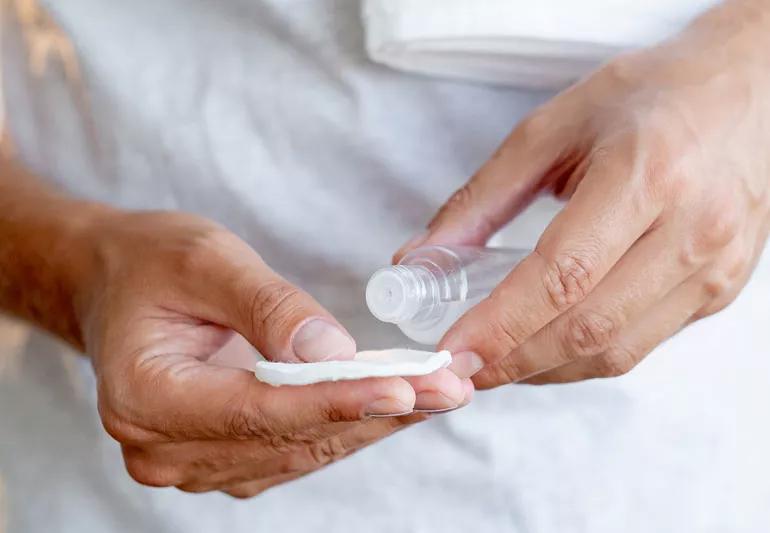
xmin=366 ymin=245 xmax=529 ymax=345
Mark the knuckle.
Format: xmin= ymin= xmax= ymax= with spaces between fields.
xmin=307 ymin=435 xmax=348 ymax=467
xmin=444 ymin=184 xmax=475 ymax=213
xmin=247 ymin=281 xmax=304 ymax=339
xmin=97 ymin=368 xmax=175 ymax=444
xmin=724 ymin=251 xmax=752 ymax=282
xmin=620 ymin=140 xmax=670 ymax=195
xmin=677 ymin=239 xmax=705 ymax=270
xmin=176 ymin=483 xmax=212 ymax=494
xmin=480 ymin=355 xmax=529 ymax=387
xmin=267 ymin=432 xmax=315 ymax=455
xmin=517 ymin=109 xmax=552 ymax=143
xmin=592 ymin=123 xmax=677 ymax=203
xmin=696 ymin=242 xmax=752 ymax=310
xmin=698 ymin=267 xmax=745 ymax=318
xmin=539 ymin=251 xmax=596 ymax=311
xmin=225 ymin=485 xmax=264 ymax=500
xmin=96 ymin=379 xmax=134 ymax=439
xmin=223 ymin=411 xmax=264 ymax=440
xmin=321 ymin=403 xmax=360 ymax=424
xmin=479 ymin=304 xmax=526 ymax=356
xmin=695 ymin=202 xmax=742 ymax=251
xmin=124 ymin=451 xmax=181 ymax=488
xmin=599 ymin=346 xmax=640 ymax=377
xmin=600 ymin=54 xmax=642 ymax=87
xmin=222 ymin=394 xmax=271 ymax=440
xmin=562 ymin=310 xmax=620 ymax=357
xmin=701 ymin=271 xmax=732 ymax=301
xmin=474 ymin=294 xmax=528 ymax=354
xmin=98 ymin=398 xmax=150 ymax=444
xmin=695 ymin=289 xmax=740 ymax=319
xmin=276 ymin=454 xmax=308 ymax=476
xmin=100 ymin=412 xmax=137 ymax=443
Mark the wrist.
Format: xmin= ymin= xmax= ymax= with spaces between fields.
xmin=52 ymin=200 xmax=120 ymax=350
xmin=0 ymin=158 xmax=121 ymax=350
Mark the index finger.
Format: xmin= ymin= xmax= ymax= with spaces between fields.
xmin=439 ymin=153 xmax=663 ymax=368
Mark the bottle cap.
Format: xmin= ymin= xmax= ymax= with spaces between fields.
xmin=366 ymin=267 xmax=425 ymax=323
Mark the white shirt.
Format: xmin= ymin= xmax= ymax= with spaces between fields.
xmin=1 ymin=1 xmax=768 ymax=532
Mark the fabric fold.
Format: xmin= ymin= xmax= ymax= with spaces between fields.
xmin=363 ymin=0 xmax=718 ymax=89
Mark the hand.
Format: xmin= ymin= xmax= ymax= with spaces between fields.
xmin=397 ymin=1 xmax=770 ymax=387
xmin=77 ymin=210 xmax=471 ymax=497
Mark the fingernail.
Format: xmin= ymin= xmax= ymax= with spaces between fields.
xmin=365 ymin=398 xmax=413 ymax=418
xmin=459 ymin=380 xmax=475 ymax=407
xmin=448 ymin=351 xmax=484 ymax=378
xmin=292 ymin=319 xmax=356 ymax=362
xmin=415 ymin=406 xmax=462 ymax=414
xmin=413 ymin=391 xmax=460 ymax=412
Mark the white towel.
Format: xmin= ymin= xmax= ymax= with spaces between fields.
xmin=363 ymin=0 xmax=718 ymax=89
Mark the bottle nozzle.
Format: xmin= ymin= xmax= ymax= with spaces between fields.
xmin=366 ymin=266 xmax=436 ymax=324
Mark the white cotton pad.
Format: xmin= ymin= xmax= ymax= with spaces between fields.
xmin=254 ymin=349 xmax=452 ymax=386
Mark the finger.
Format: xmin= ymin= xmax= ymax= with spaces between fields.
xmin=237 ymin=413 xmax=426 ymax=480
xmin=440 ymin=151 xmax=664 ymax=369
xmin=522 ymin=276 xmax=710 ymax=385
xmin=405 ymin=368 xmax=467 ymax=412
xmin=179 ymin=235 xmax=356 ymax=363
xmin=447 ymin=351 xmax=485 ymax=379
xmin=133 ymin=419 xmax=368 ymax=487
xmin=124 ymin=361 xmax=417 ymax=441
xmin=695 ymin=218 xmax=768 ymax=318
xmin=472 ymin=222 xmax=698 ymax=387
xmin=178 ymin=414 xmax=429 ymax=493
xmin=460 ymin=378 xmax=475 ymax=406
xmin=524 ymin=220 xmax=765 ymax=385
xmin=394 ymin=104 xmax=579 ymax=261
xmin=415 ymin=378 xmax=476 ymax=414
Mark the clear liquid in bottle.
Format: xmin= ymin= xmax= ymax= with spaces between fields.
xmin=365 ymin=245 xmax=528 ymax=345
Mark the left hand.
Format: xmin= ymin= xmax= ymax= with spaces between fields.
xmin=76 ymin=210 xmax=471 ymax=498
xmin=397 ymin=1 xmax=770 ymax=387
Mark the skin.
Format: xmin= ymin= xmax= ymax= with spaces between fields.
xmin=0 ymin=158 xmax=472 ymax=498
xmin=399 ymin=0 xmax=770 ymax=387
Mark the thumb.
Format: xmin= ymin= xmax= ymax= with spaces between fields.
xmin=394 ymin=107 xmax=575 ymax=263
xmin=189 ymin=239 xmax=356 ymax=363
xmin=235 ymin=279 xmax=357 ymax=364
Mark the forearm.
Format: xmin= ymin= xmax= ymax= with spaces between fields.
xmin=0 ymin=156 xmax=105 ymax=349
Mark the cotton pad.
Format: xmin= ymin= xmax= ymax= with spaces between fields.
xmin=254 ymin=349 xmax=452 ymax=386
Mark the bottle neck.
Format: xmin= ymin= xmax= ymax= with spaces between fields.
xmin=365 ymin=265 xmax=440 ymax=324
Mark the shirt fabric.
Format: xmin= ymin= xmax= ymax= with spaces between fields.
xmin=1 ymin=1 xmax=769 ymax=532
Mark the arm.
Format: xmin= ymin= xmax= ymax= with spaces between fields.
xmin=0 ymin=156 xmax=101 ymax=348
xmin=399 ymin=0 xmax=770 ymax=386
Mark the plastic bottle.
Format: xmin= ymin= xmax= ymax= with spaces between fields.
xmin=366 ymin=245 xmax=529 ymax=345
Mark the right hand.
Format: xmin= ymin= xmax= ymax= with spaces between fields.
xmin=73 ymin=210 xmax=471 ymax=497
